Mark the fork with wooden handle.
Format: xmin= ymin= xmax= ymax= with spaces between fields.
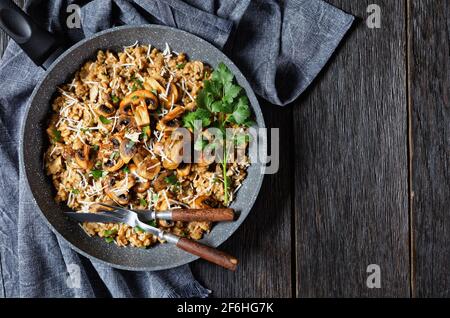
xmin=65 ymin=205 xmax=238 ymax=270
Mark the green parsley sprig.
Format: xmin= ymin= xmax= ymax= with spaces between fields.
xmin=182 ymin=62 xmax=253 ymax=204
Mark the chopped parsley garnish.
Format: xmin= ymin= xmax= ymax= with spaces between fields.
xmin=176 ymin=63 xmax=186 ymax=69
xmin=151 ymin=89 xmax=158 ymax=96
xmin=110 ymin=94 xmax=120 ymax=103
xmin=70 ymin=188 xmax=80 ymax=194
xmin=139 ymin=198 xmax=147 ymax=206
xmin=91 ymin=169 xmax=103 ymax=180
xmin=131 ymin=78 xmax=144 ymax=92
xmin=165 ymin=174 xmax=178 ymax=185
xmin=109 ymin=151 xmax=119 ymax=161
xmin=122 ymin=165 xmax=130 ymax=173
xmin=52 ymin=128 xmax=62 ymax=142
xmin=103 ymin=229 xmax=117 ymax=237
xmin=147 ymin=220 xmax=157 ymax=227
xmin=105 ymin=237 xmax=115 ymax=243
xmin=141 ymin=125 xmax=150 ymax=139
xmin=99 ymin=115 xmax=112 ymax=124
xmin=91 ymin=144 xmax=99 ymax=151
xmin=134 ymin=225 xmax=144 ymax=233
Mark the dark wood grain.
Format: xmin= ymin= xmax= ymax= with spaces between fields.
xmin=293 ymin=0 xmax=410 ymax=297
xmin=177 ymin=237 xmax=238 ymax=271
xmin=409 ymin=0 xmax=450 ymax=297
xmin=191 ymin=102 xmax=294 ymax=297
xmin=170 ymin=208 xmax=235 ymax=222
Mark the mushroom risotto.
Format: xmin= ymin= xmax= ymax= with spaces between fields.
xmin=45 ymin=42 xmax=252 ymax=248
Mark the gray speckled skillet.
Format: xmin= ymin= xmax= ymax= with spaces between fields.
xmin=3 ymin=4 xmax=265 ymax=270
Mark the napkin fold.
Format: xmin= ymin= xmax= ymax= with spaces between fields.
xmin=0 ymin=0 xmax=353 ymax=297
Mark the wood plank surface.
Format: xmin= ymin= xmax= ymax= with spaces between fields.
xmin=293 ymin=0 xmax=410 ymax=297
xmin=191 ymin=102 xmax=294 ymax=297
xmin=409 ymin=0 xmax=450 ymax=298
xmin=4 ymin=0 xmax=450 ymax=298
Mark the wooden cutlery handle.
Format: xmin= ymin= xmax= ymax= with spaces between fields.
xmin=171 ymin=208 xmax=235 ymax=222
xmin=176 ymin=237 xmax=238 ymax=271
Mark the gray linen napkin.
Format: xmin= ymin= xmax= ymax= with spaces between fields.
xmin=0 ymin=0 xmax=353 ymax=297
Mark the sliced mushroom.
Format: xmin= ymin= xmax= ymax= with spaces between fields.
xmin=136 ymin=90 xmax=159 ymax=110
xmin=162 ymin=139 xmax=184 ymax=170
xmin=117 ymin=115 xmax=135 ymax=130
xmin=132 ymin=151 xmax=145 ymax=166
xmin=158 ymin=219 xmax=175 ymax=228
xmin=137 ymin=156 xmax=161 ymax=180
xmin=161 ymin=106 xmax=185 ymax=123
xmin=176 ymin=163 xmax=191 ymax=177
xmin=164 ymin=83 xmax=180 ymax=109
xmin=156 ymin=119 xmax=179 ymax=132
xmin=119 ymin=138 xmax=137 ymax=164
xmin=89 ymin=85 xmax=99 ymax=102
xmin=194 ymin=195 xmax=217 ymax=209
xmin=110 ymin=134 xmax=123 ymax=150
xmin=118 ymin=100 xmax=134 ymax=116
xmin=145 ymin=78 xmax=179 ymax=109
xmin=104 ymin=175 xmax=136 ymax=205
xmin=75 ymin=144 xmax=94 ymax=170
xmin=157 ymin=106 xmax=184 ymax=132
xmin=47 ymin=156 xmax=62 ymax=175
xmin=153 ymin=171 xmax=171 ymax=192
xmin=129 ymin=164 xmax=151 ymax=193
xmin=134 ymin=180 xmax=150 ymax=193
xmin=144 ymin=78 xmax=165 ymax=95
xmin=90 ymin=199 xmax=115 ymax=212
xmin=104 ymin=156 xmax=124 ymax=172
xmin=94 ymin=103 xmax=115 ymax=117
xmin=120 ymin=89 xmax=159 ymax=113
xmin=134 ymin=104 xmax=150 ymax=127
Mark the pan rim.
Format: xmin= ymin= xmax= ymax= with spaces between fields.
xmin=19 ymin=24 xmax=266 ymax=271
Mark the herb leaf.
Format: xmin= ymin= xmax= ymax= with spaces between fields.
xmin=139 ymin=198 xmax=147 ymax=206
xmin=91 ymin=169 xmax=103 ymax=180
xmin=229 ymin=96 xmax=250 ymax=124
xmin=165 ymin=174 xmax=178 ymax=185
xmin=134 ymin=225 xmax=144 ymax=233
xmin=212 ymin=62 xmax=234 ymax=85
xmin=103 ymin=229 xmax=117 ymax=237
xmin=99 ymin=115 xmax=112 ymax=124
xmin=182 ymin=108 xmax=211 ymax=130
xmin=52 ymin=128 xmax=62 ymax=142
xmin=110 ymin=94 xmax=120 ymax=103
xmin=131 ymin=78 xmax=144 ymax=92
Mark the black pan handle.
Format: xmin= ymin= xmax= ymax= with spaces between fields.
xmin=0 ymin=0 xmax=64 ymax=69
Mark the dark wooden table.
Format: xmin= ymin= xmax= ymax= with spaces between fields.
xmin=1 ymin=0 xmax=449 ymax=297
